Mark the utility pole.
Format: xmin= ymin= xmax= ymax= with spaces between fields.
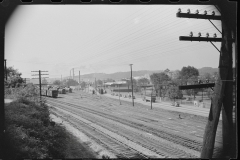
xmin=177 ymin=6 xmax=236 ymax=158
xmin=1 ymin=59 xmax=7 ymax=152
xmin=79 ymin=71 xmax=80 ymax=90
xmin=151 ymin=86 xmax=153 ymax=109
xmin=61 ymin=75 xmax=62 ymax=82
xmin=31 ymin=70 xmax=49 ymax=102
xmin=130 ymin=64 xmax=134 ymax=106
xmin=118 ymin=83 xmax=121 ymax=105
xmin=95 ymin=78 xmax=96 ymax=91
xmin=73 ymin=68 xmax=74 ymax=80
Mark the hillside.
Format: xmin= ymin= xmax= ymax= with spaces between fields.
xmin=35 ymin=67 xmax=219 ymax=84
xmin=198 ymin=67 xmax=218 ymax=76
xmin=73 ymin=70 xmax=163 ymax=82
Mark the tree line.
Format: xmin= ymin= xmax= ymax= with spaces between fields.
xmin=5 ymin=66 xmax=217 ymax=101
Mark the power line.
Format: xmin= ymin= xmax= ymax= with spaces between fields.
xmin=69 ymin=5 xmax=188 ymax=65
xmin=72 ymin=19 xmax=217 ymax=65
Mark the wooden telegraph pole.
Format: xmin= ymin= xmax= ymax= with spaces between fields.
xmin=176 ymin=3 xmax=236 ymax=158
xmin=130 ymin=64 xmax=134 ymax=106
xmin=73 ymin=68 xmax=74 ymax=80
xmin=31 ymin=70 xmax=49 ymax=102
xmin=79 ymin=71 xmax=80 ymax=90
xmin=118 ymin=83 xmax=121 ymax=105
xmin=151 ymin=86 xmax=153 ymax=110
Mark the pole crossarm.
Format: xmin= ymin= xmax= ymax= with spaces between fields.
xmin=179 ymin=36 xmax=222 ymax=42
xmin=176 ymin=13 xmax=221 ymax=20
xmin=179 ymin=83 xmax=215 ymax=90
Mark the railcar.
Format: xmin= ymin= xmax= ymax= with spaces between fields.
xmin=47 ymin=89 xmax=58 ymax=98
xmin=65 ymin=87 xmax=69 ymax=93
xmin=64 ymin=87 xmax=72 ymax=93
xmin=58 ymin=88 xmax=66 ymax=94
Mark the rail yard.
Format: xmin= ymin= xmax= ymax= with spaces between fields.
xmin=45 ymin=89 xmax=224 ymax=158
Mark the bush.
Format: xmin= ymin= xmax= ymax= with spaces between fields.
xmin=2 ymin=98 xmax=68 ymax=159
xmin=5 ymin=84 xmax=46 ymax=104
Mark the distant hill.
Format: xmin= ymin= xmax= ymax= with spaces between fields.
xmin=198 ymin=67 xmax=218 ymax=75
xmin=73 ymin=70 xmax=163 ymax=82
xmin=42 ymin=67 xmax=219 ymax=84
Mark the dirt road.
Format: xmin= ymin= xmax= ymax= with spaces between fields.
xmin=46 ymin=90 xmax=223 ymax=158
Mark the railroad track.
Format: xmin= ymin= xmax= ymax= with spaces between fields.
xmin=50 ymin=95 xmax=212 ymax=138
xmin=66 ymin=92 xmax=224 ymax=137
xmin=46 ymin=98 xmax=206 ymax=157
xmin=52 ymin=109 xmax=148 ymax=158
xmin=48 ymin=100 xmax=199 ymax=158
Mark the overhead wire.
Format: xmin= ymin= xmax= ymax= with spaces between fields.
xmin=71 ymin=14 xmax=218 ymax=65
xmin=69 ymin=5 xmax=160 ymax=63
xmin=90 ymin=43 xmax=210 ymax=70
xmin=69 ymin=5 xmax=188 ymax=64
xmin=10 ymin=5 xmax=222 ymax=77
xmin=63 ymin=4 xmax=221 ymax=74
xmin=85 ymin=21 xmax=221 ymax=65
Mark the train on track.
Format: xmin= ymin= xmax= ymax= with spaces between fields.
xmin=41 ymin=88 xmax=58 ymax=98
xmin=58 ymin=88 xmax=66 ymax=94
xmin=64 ymin=87 xmax=72 ymax=93
xmin=40 ymin=85 xmax=74 ymax=98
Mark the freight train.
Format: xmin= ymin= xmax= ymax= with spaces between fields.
xmin=58 ymin=88 xmax=66 ymax=94
xmin=41 ymin=88 xmax=58 ymax=98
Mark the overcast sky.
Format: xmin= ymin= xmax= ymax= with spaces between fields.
xmin=5 ymin=5 xmax=223 ymax=79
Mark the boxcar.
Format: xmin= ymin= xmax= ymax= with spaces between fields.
xmin=47 ymin=89 xmax=58 ymax=98
xmin=58 ymin=88 xmax=66 ymax=94
xmin=65 ymin=87 xmax=69 ymax=93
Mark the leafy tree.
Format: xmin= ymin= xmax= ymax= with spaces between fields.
xmin=80 ymin=81 xmax=87 ymax=88
xmin=5 ymin=66 xmax=24 ymax=88
xmin=164 ymin=68 xmax=170 ymax=73
xmin=125 ymin=79 xmax=137 ymax=92
xmin=180 ymin=66 xmax=199 ymax=85
xmin=150 ymin=72 xmax=170 ymax=97
xmin=53 ymin=80 xmax=61 ymax=85
xmin=172 ymin=70 xmax=181 ymax=80
xmin=166 ymin=86 xmax=183 ymax=102
xmin=97 ymin=79 xmax=103 ymax=86
xmin=137 ymin=78 xmax=150 ymax=86
xmin=213 ymin=71 xmax=218 ymax=80
xmin=201 ymin=72 xmax=215 ymax=83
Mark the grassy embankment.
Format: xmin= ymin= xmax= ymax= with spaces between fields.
xmin=1 ymin=85 xmax=96 ymax=159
